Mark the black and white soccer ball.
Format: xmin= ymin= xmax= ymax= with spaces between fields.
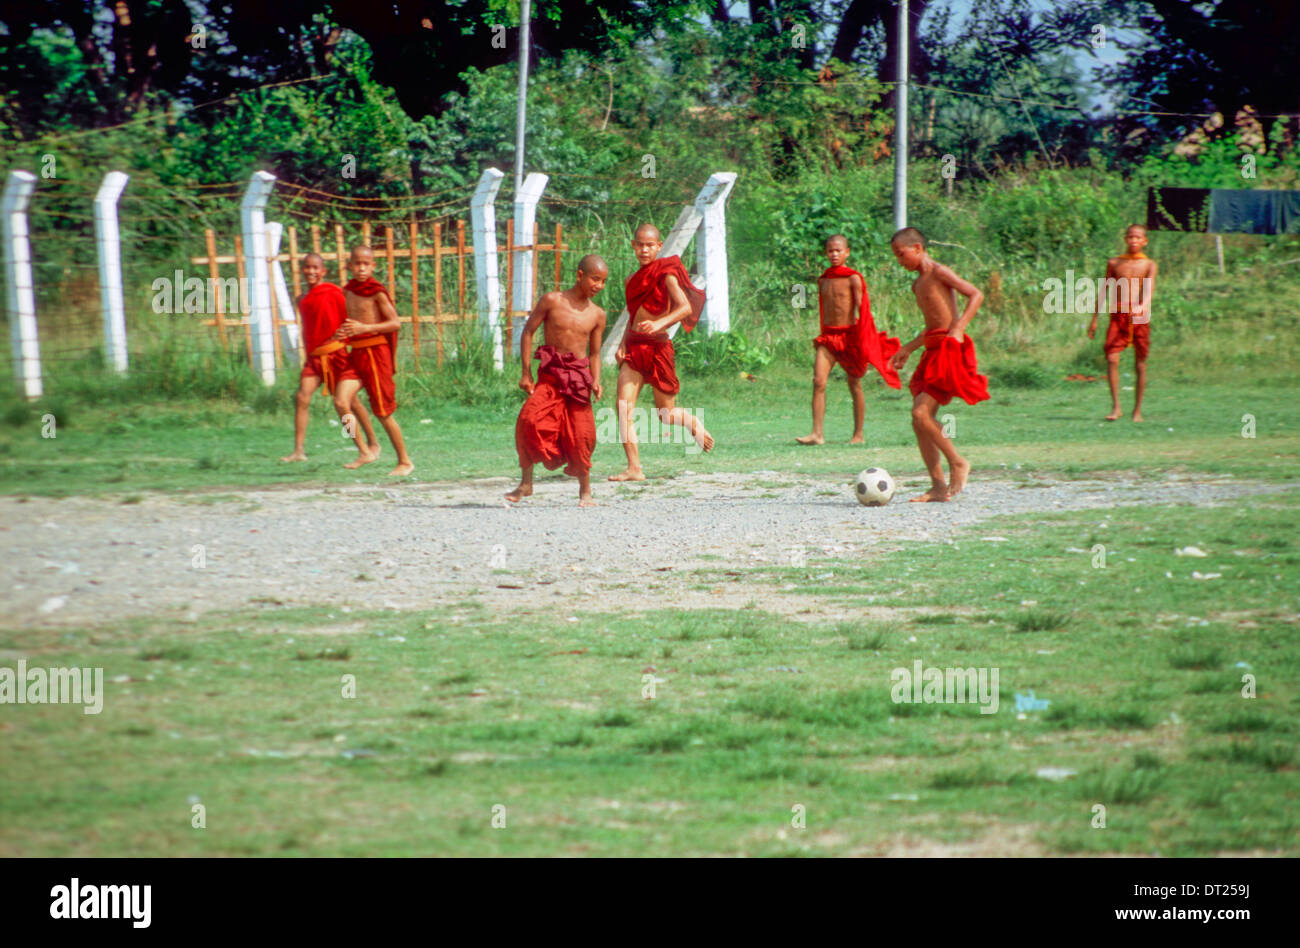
xmin=855 ymin=467 xmax=895 ymax=506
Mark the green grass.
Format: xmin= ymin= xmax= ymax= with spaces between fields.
xmin=1 ymin=368 xmax=1298 ymax=497
xmin=2 ymin=493 xmax=1296 ymax=857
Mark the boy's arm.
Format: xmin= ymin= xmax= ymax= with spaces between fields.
xmin=589 ymin=308 xmax=606 ymax=400
xmin=1089 ymin=260 xmax=1117 ymax=337
xmin=937 ymin=265 xmax=982 ymax=341
xmin=339 ymin=293 xmax=401 ymax=337
xmin=518 ymin=296 xmax=550 ymax=394
xmin=890 ymin=332 xmax=927 ymax=370
xmin=635 ymin=276 xmax=690 ymax=334
xmin=1134 ymin=260 xmax=1157 ymax=318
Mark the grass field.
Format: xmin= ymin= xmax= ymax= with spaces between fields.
xmin=2 ymin=310 xmax=1299 ymax=856
xmin=2 ymin=496 xmax=1296 ymax=856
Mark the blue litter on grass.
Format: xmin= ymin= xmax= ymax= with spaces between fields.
xmin=1014 ymin=691 xmax=1050 ymax=712
xmin=1235 ymin=662 xmax=1251 ymax=669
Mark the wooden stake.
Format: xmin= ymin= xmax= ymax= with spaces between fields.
xmin=205 ymin=228 xmax=228 ymax=351
xmin=410 ymin=218 xmax=421 ymax=359
xmin=434 ymin=221 xmax=445 ymax=367
xmin=234 ymin=234 xmax=255 ymax=369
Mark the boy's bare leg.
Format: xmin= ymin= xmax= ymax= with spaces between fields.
xmin=506 ymin=464 xmax=534 ymax=503
xmin=577 ymin=471 xmax=595 ymax=507
xmin=652 ymin=388 xmax=714 ymax=453
xmin=377 ymin=414 xmax=413 ymax=476
xmin=1104 ymin=352 xmax=1122 ymax=421
xmin=350 ymin=397 xmax=380 ymax=456
xmin=281 ymin=375 xmax=320 ymax=461
xmin=847 ymin=375 xmax=866 ymax=443
xmin=334 ymin=379 xmax=379 ymax=469
xmin=910 ymin=394 xmax=969 ymax=501
xmin=796 ymin=346 xmax=834 ymax=444
xmin=1132 ymin=357 xmax=1146 ymax=422
xmin=609 ymin=365 xmax=647 ymax=481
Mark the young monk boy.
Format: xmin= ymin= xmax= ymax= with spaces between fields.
xmin=888 ymin=227 xmax=989 ymax=502
xmin=1088 ymin=224 xmax=1156 ymax=422
xmin=334 ymin=245 xmax=414 ymax=476
xmin=796 ymin=234 xmax=901 ymax=444
xmin=506 ymin=255 xmax=608 ymax=507
xmin=280 ymin=253 xmax=380 ymax=464
xmin=609 ymin=224 xmax=713 ymax=481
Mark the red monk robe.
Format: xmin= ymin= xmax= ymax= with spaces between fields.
xmin=909 ymin=328 xmax=990 ymax=406
xmin=1103 ymin=254 xmax=1151 ymax=361
xmin=816 ymin=265 xmax=901 ymax=387
xmin=621 ymin=255 xmax=706 ymax=396
xmin=515 ymin=345 xmax=597 ymax=477
xmin=298 ymin=281 xmax=356 ymax=394
xmin=343 ymin=277 xmax=399 ymax=416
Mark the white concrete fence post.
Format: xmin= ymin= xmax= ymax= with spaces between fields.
xmin=600 ymin=198 xmax=706 ymax=366
xmin=694 ymin=172 xmax=736 ymax=335
xmin=94 ymin=171 xmax=130 ymax=373
xmin=511 ymin=172 xmax=549 ymax=357
xmin=266 ymin=222 xmax=299 ymax=359
xmin=2 ymin=170 xmax=41 ymax=398
xmin=471 ymin=167 xmax=506 ymax=370
xmin=240 ymin=170 xmax=277 ymax=385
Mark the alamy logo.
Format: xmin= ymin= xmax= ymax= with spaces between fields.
xmin=0 ymin=660 xmax=104 ymax=714
xmin=50 ymin=878 xmax=151 ymax=928
xmin=890 ymin=660 xmax=999 ymax=714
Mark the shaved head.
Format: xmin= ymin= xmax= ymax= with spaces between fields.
xmin=634 ymin=223 xmax=661 ymax=242
xmin=303 ymin=252 xmax=325 ymax=266
xmin=578 ymin=253 xmax=608 ymax=276
xmin=350 ymin=244 xmax=374 ymax=259
xmin=825 ymin=234 xmax=849 ymax=249
xmin=891 ymin=226 xmax=927 ymax=248
xmin=1126 ymin=224 xmax=1147 ymax=235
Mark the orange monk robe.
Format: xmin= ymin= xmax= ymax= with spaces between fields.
xmin=909 ymin=328 xmax=990 ymax=406
xmin=815 ymin=265 xmax=901 ymax=387
xmin=343 ymin=277 xmax=399 ymax=416
xmin=620 ymin=255 xmax=705 ymax=396
xmin=298 ymin=282 xmax=355 ymax=394
xmin=515 ymin=345 xmax=597 ymax=476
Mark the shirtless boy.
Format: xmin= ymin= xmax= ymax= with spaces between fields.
xmin=888 ymin=227 xmax=990 ymax=502
xmin=280 ymin=253 xmax=379 ymax=464
xmin=609 ymin=224 xmax=714 ymax=481
xmin=796 ymin=234 xmax=901 ymax=444
xmin=1089 ymin=225 xmax=1157 ymax=422
xmin=506 ymin=255 xmax=608 ymax=506
xmin=334 ymin=245 xmax=414 ymax=476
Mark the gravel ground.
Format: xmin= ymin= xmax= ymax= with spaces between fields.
xmin=2 ymin=471 xmax=1290 ymax=631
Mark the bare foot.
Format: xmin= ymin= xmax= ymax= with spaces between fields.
xmin=608 ymin=469 xmax=646 ymax=482
xmin=343 ymin=450 xmax=379 ymax=470
xmin=388 ymin=462 xmax=414 ymax=477
xmin=505 ymin=484 xmax=533 ymax=503
xmin=909 ymin=485 xmax=949 ymax=503
xmin=848 ymin=435 xmax=865 ymax=444
xmin=693 ymin=423 xmax=715 ymax=453
xmin=578 ymin=494 xmax=596 ymax=508
xmin=947 ymin=458 xmax=971 ymax=498
xmin=1131 ymin=411 xmax=1143 ymax=422
xmin=795 ymin=434 xmax=824 ymax=445
xmin=1104 ymin=410 xmax=1122 ymax=421
xmin=280 ymin=451 xmax=307 ymax=463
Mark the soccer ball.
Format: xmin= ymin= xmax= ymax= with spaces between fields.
xmin=855 ymin=467 xmax=895 ymax=506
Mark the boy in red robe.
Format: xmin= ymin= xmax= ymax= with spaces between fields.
xmin=334 ymin=245 xmax=414 ymax=476
xmin=609 ymin=224 xmax=713 ymax=482
xmin=1088 ymin=225 xmax=1157 ymax=422
xmin=888 ymin=227 xmax=989 ymax=502
xmin=506 ymin=255 xmax=608 ymax=507
xmin=797 ymin=234 xmax=901 ymax=445
xmin=280 ymin=252 xmax=378 ymax=463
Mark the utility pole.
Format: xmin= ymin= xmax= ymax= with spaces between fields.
xmin=514 ymin=0 xmax=532 ymax=195
xmin=893 ymin=0 xmax=909 ymax=231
